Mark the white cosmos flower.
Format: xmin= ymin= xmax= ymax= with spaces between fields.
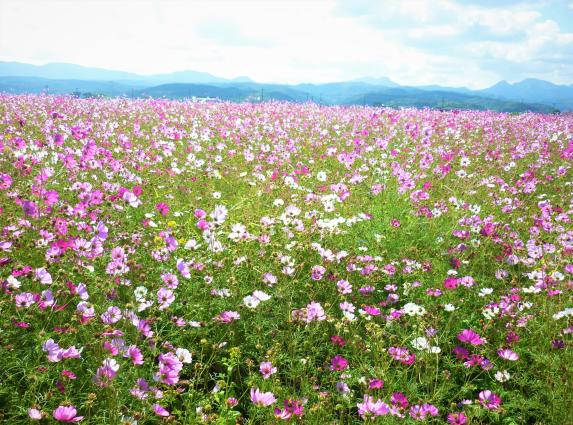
xmin=184 ymin=239 xmax=200 ymax=250
xmin=403 ymin=302 xmax=426 ymax=316
xmin=553 ymin=307 xmax=573 ymax=320
xmin=176 ymin=348 xmax=192 ymax=364
xmin=411 ymin=337 xmax=430 ymax=350
xmin=252 ymin=290 xmax=271 ymax=301
xmin=494 ymin=370 xmax=511 ymax=382
xmin=478 ymin=288 xmax=493 ymax=297
xmin=243 ymin=295 xmax=261 ymax=309
xmin=6 ymin=275 xmax=21 ymax=289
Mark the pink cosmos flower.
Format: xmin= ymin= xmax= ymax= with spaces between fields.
xmin=61 ymin=370 xmax=77 ymax=380
xmin=262 ymin=272 xmax=277 ymax=286
xmin=457 ymin=329 xmax=485 ymax=346
xmin=42 ymin=339 xmax=81 ymax=362
xmin=53 ymin=405 xmax=83 ymax=422
xmin=250 ymin=387 xmax=277 ymax=407
xmin=305 ymin=301 xmax=326 ymax=322
xmin=336 ymin=382 xmax=350 ymax=394
xmin=15 ymin=292 xmax=36 ymax=308
xmin=22 ymin=200 xmax=39 ymax=217
xmin=93 ymin=358 xmax=119 ymax=387
xmin=330 ymin=335 xmax=346 ymax=347
xmin=153 ymin=404 xmax=170 ymax=417
xmin=61 ymin=346 xmax=82 ymax=359
xmin=43 ymin=189 xmax=59 ymax=206
xmin=310 ymin=265 xmax=326 ymax=281
xmin=35 ymin=267 xmax=52 ymax=285
xmin=161 ymin=272 xmax=179 ymax=289
xmin=0 ymin=173 xmax=12 ymax=190
xmin=122 ymin=191 xmax=141 ymax=208
xmin=213 ymin=310 xmax=240 ymax=323
xmin=28 ymin=408 xmax=42 ymax=420
xmin=497 ymin=348 xmax=519 ymax=361
xmin=101 ymin=306 xmax=122 ymax=324
xmin=260 ymin=361 xmax=277 ymax=379
xmin=176 ymin=258 xmax=191 ymax=279
xmin=194 ymin=208 xmax=206 ymax=219
xmin=126 ymin=345 xmax=144 ymax=365
xmin=157 ymin=287 xmax=175 ymax=310
xmin=410 ymin=404 xmax=439 ymax=420
xmin=357 ymin=395 xmax=390 ymax=419
xmin=336 ymin=279 xmax=352 ymax=294
xmin=388 ymin=347 xmax=416 ymax=365
xmin=155 ymin=352 xmax=183 ymax=385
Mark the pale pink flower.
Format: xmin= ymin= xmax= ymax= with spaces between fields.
xmin=250 ymin=388 xmax=277 ymax=407
xmin=259 ymin=361 xmax=277 ymax=379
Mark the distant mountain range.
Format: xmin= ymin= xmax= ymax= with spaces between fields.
xmin=0 ymin=61 xmax=571 ymax=112
xmin=0 ymin=61 xmax=253 ymax=85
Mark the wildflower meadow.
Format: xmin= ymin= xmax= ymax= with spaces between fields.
xmin=0 ymin=94 xmax=572 ymax=424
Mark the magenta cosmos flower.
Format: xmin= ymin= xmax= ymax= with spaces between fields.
xmin=250 ymin=387 xmax=277 ymax=407
xmin=447 ymin=412 xmax=468 ymax=425
xmin=156 ymin=202 xmax=169 ymax=216
xmin=53 ymin=405 xmax=83 ymax=422
xmin=443 ymin=276 xmax=459 ymax=290
xmin=457 ymin=329 xmax=486 ymax=346
xmin=478 ymin=390 xmax=502 ymax=410
xmin=22 ymin=200 xmax=39 ymax=217
xmin=330 ymin=355 xmax=349 ymax=371
xmin=274 ymin=399 xmax=304 ymax=420
xmin=369 ymin=379 xmax=384 ymax=389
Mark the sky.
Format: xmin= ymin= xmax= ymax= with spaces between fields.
xmin=1 ymin=0 xmax=573 ymax=88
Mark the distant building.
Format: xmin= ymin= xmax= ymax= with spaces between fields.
xmin=190 ymin=96 xmax=221 ymax=103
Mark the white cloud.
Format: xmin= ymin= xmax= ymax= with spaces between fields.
xmin=0 ymin=0 xmax=572 ymax=87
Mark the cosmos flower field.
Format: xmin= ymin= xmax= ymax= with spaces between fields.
xmin=1 ymin=95 xmax=572 ymax=424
